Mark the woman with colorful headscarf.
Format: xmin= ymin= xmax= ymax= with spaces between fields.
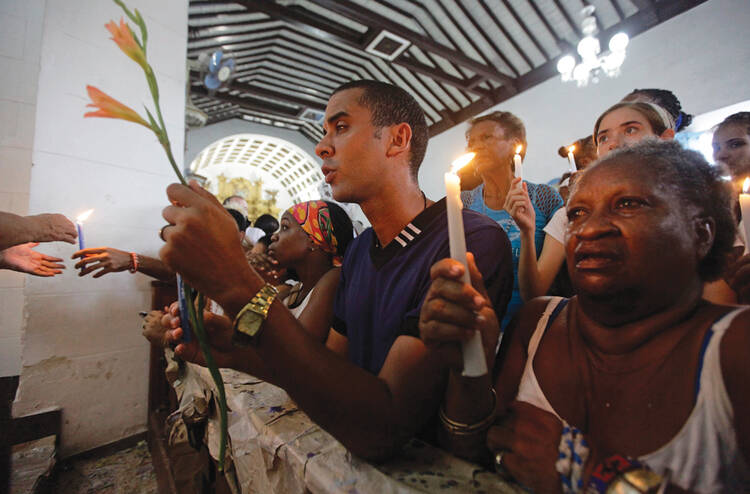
xmin=267 ymin=200 xmax=354 ymax=342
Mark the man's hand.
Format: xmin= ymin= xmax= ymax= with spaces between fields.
xmin=727 ymin=252 xmax=750 ymax=304
xmin=28 ymin=214 xmax=77 ymax=244
xmin=503 ymin=179 xmax=535 ymax=234
xmin=418 ymin=253 xmax=499 ymax=371
xmin=72 ymin=247 xmax=131 ymax=277
xmin=0 ymin=243 xmax=65 ymax=276
xmin=163 ymin=306 xmax=243 ymax=370
xmin=160 ymin=181 xmax=254 ymax=307
xmin=486 ymin=401 xmax=564 ymax=493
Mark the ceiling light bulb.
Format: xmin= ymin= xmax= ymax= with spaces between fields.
xmin=609 ymin=32 xmax=629 ymax=52
xmin=577 ymin=36 xmax=600 ymax=60
xmin=557 ymin=55 xmax=576 ymax=75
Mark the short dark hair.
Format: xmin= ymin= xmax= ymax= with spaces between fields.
xmin=622 ymin=88 xmax=693 ymax=131
xmin=467 ymin=111 xmax=527 ymax=159
xmin=579 ymin=140 xmax=735 ymax=281
xmin=226 ymin=208 xmax=248 ymax=231
xmin=253 ymin=214 xmax=279 ymax=236
xmin=332 ymin=80 xmax=428 ymax=180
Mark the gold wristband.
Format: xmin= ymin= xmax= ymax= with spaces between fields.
xmin=232 ymin=283 xmax=278 ymax=346
xmin=439 ymin=389 xmax=497 ymax=436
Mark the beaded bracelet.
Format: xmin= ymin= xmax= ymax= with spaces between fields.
xmin=438 ymin=389 xmax=496 ymax=436
xmin=129 ymin=252 xmax=139 ymax=273
xmin=555 ymin=419 xmax=589 ymax=493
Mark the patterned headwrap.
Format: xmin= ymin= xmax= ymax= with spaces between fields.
xmin=287 ymin=200 xmax=342 ymax=266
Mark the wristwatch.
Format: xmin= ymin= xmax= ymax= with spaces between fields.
xmin=232 ymin=283 xmax=278 ymax=347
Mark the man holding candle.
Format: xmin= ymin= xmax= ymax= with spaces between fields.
xmin=462 ymin=111 xmax=563 ymax=328
xmin=158 ymin=80 xmax=513 ymax=461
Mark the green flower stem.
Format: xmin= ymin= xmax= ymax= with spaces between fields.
xmin=183 ymin=287 xmax=229 ymax=472
xmin=111 ymin=0 xmax=227 ymax=473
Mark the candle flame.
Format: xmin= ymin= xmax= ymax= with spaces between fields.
xmin=515 ymin=144 xmax=523 ymax=154
xmin=744 ymin=177 xmax=750 ymax=194
xmin=76 ymin=209 xmax=94 ymax=223
xmin=451 ymin=152 xmax=475 ymax=173
xmin=568 ymin=145 xmax=575 ymax=153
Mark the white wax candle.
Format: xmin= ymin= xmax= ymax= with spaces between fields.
xmin=445 ymin=169 xmax=487 ymax=377
xmin=567 ymin=146 xmax=577 ymax=173
xmin=513 ymin=145 xmax=523 ymax=181
xmin=740 ymin=178 xmax=750 ymax=254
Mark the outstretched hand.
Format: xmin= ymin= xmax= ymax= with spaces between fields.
xmin=0 ymin=243 xmax=66 ymax=276
xmin=247 ymin=251 xmax=284 ymax=284
xmin=504 ymin=178 xmax=535 ymax=233
xmin=418 ymin=252 xmax=499 ymax=371
xmin=159 ymin=181 xmax=253 ymax=304
xmin=72 ymin=247 xmax=131 ymax=277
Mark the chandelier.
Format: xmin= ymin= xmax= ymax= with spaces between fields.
xmin=556 ymin=6 xmax=629 ymax=87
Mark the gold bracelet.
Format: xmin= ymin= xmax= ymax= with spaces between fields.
xmin=439 ymin=389 xmax=497 ymax=436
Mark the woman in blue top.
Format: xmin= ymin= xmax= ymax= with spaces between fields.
xmin=461 ymin=111 xmax=563 ymax=328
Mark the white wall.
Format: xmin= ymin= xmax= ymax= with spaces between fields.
xmin=10 ymin=0 xmax=188 ymax=457
xmin=0 ymin=0 xmax=46 ymax=377
xmin=419 ymin=0 xmax=750 ymax=199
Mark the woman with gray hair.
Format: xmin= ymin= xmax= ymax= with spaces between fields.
xmin=420 ymin=140 xmax=749 ymax=493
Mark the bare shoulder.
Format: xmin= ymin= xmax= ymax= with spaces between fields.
xmin=316 ymin=267 xmax=341 ymax=291
xmin=513 ymin=296 xmax=565 ymax=348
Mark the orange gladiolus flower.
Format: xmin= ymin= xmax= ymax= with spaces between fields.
xmin=106 ymin=18 xmax=147 ymax=71
xmin=84 ymin=85 xmax=150 ymax=128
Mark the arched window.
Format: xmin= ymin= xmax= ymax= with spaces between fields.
xmin=189 ymin=134 xmax=324 ymax=213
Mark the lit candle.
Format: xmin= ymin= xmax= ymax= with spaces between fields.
xmin=75 ymin=209 xmax=94 ymax=250
xmin=513 ymin=144 xmax=523 ymax=181
xmin=567 ymin=145 xmax=577 ymax=173
xmin=740 ymin=178 xmax=750 ymax=253
xmin=445 ymin=152 xmax=487 ymax=377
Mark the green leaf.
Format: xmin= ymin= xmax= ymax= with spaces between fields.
xmin=144 ymin=106 xmax=161 ymax=134
xmin=134 ymin=9 xmax=148 ymax=51
xmin=112 ymin=0 xmax=138 ymax=25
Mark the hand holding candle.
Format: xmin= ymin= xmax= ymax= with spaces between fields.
xmin=444 ymin=152 xmax=488 ymax=377
xmin=567 ymin=145 xmax=577 ymax=173
xmin=740 ymin=178 xmax=750 ymax=253
xmin=75 ymin=209 xmax=94 ymax=250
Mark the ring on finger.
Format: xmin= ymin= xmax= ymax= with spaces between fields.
xmin=159 ymin=225 xmax=170 ymax=242
xmin=494 ymin=450 xmax=511 ymax=478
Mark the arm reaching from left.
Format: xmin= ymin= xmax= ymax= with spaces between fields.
xmin=0 ymin=243 xmax=66 ymax=276
xmin=72 ymin=247 xmax=174 ymax=281
xmin=0 ymin=211 xmax=77 ymax=250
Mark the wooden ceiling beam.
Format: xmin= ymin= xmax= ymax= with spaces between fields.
xmin=428 ymin=0 xmax=708 ymax=136
xmin=394 ymin=56 xmax=492 ymax=99
xmin=307 ymin=0 xmax=517 ymax=90
xmin=191 ymin=86 xmax=303 ymax=117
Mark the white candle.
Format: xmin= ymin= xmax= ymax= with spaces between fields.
xmin=75 ymin=209 xmax=94 ymax=250
xmin=445 ymin=153 xmax=487 ymax=377
xmin=567 ymin=145 xmax=577 ymax=173
xmin=740 ymin=178 xmax=750 ymax=254
xmin=513 ymin=144 xmax=523 ymax=181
